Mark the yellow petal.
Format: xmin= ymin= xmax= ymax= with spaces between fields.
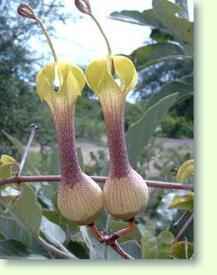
xmin=113 ymin=56 xmax=137 ymax=93
xmin=0 ymin=155 xmax=17 ymax=166
xmin=36 ymin=61 xmax=85 ymax=107
xmin=85 ymin=55 xmax=137 ymax=97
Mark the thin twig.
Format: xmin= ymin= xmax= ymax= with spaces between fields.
xmin=17 ymin=124 xmax=39 ymax=176
xmin=88 ymin=223 xmax=134 ymax=260
xmin=173 ymin=210 xmax=189 ymax=228
xmin=174 ymin=214 xmax=193 ymax=242
xmin=38 ymin=236 xmax=78 ymax=260
xmin=104 ymin=214 xmax=112 ymax=259
xmin=110 ymin=241 xmax=134 ymax=260
xmin=0 ymin=175 xmax=193 ymax=190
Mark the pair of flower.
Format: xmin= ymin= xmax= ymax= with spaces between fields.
xmin=18 ymin=1 xmax=149 ymax=227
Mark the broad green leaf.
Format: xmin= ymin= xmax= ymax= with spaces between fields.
xmin=158 ymin=231 xmax=175 ymax=259
xmin=110 ymin=9 xmax=161 ymax=28
xmin=170 ymin=241 xmax=193 ymax=259
xmin=111 ymin=220 xmax=142 ymax=243
xmin=80 ymin=226 xmax=118 ymax=259
xmin=43 ymin=209 xmax=78 ymax=234
xmin=0 ymin=239 xmax=30 ymax=259
xmin=152 ymin=0 xmax=193 ymax=52
xmin=0 ymin=239 xmax=48 ymax=259
xmin=141 ymin=231 xmax=158 ymax=259
xmin=169 ymin=192 xmax=194 ymax=212
xmin=8 ymin=184 xmax=42 ymax=236
xmin=127 ymin=93 xmax=177 ymax=166
xmin=40 ymin=216 xmax=66 ymax=244
xmin=121 ymin=240 xmax=141 ymax=259
xmin=176 ymin=159 xmax=194 ymax=182
xmin=0 ymin=216 xmax=32 ymax=247
xmin=146 ymin=80 xmax=193 ymax=110
xmin=130 ymin=43 xmax=185 ymax=69
xmin=0 ymin=164 xmax=11 ymax=180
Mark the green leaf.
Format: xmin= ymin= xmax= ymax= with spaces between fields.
xmin=0 ymin=239 xmax=48 ymax=259
xmin=0 ymin=155 xmax=17 ymax=165
xmin=146 ymin=80 xmax=193 ymax=110
xmin=110 ymin=9 xmax=161 ymax=27
xmin=127 ymin=93 xmax=177 ymax=166
xmin=152 ymin=0 xmax=193 ymax=52
xmin=2 ymin=130 xmax=24 ymax=154
xmin=0 ymin=216 xmax=32 ymax=247
xmin=158 ymin=231 xmax=175 ymax=259
xmin=77 ymin=146 xmax=84 ymax=170
xmin=0 ymin=164 xmax=11 ymax=180
xmin=170 ymin=241 xmax=194 ymax=259
xmin=0 ymin=239 xmax=30 ymax=259
xmin=176 ymin=159 xmax=194 ymax=182
xmin=150 ymin=28 xmax=174 ymax=42
xmin=48 ymin=146 xmax=60 ymax=175
xmin=121 ymin=240 xmax=141 ymax=259
xmin=40 ymin=216 xmax=66 ymax=245
xmin=80 ymin=226 xmax=118 ymax=259
xmin=130 ymin=43 xmax=185 ymax=69
xmin=2 ymin=130 xmax=40 ymax=175
xmin=169 ymin=193 xmax=194 ymax=212
xmin=141 ymin=231 xmax=158 ymax=259
xmin=7 ymin=184 xmax=42 ymax=236
xmin=111 ymin=220 xmax=142 ymax=243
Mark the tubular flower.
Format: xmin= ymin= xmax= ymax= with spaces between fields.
xmin=36 ymin=62 xmax=103 ymax=225
xmin=86 ymin=56 xmax=149 ymax=220
xmin=17 ymin=2 xmax=103 ymax=226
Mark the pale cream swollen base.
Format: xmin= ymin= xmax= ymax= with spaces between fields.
xmin=57 ymin=174 xmax=103 ymax=225
xmin=103 ymin=169 xmax=149 ymax=220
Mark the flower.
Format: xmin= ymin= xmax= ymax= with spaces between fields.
xmin=18 ymin=3 xmax=103 ymax=225
xmin=85 ymin=56 xmax=149 ymax=219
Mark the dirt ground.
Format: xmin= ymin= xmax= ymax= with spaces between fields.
xmin=78 ymin=137 xmax=194 ymax=164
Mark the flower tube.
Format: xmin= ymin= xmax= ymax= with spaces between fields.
xmin=86 ymin=57 xmax=149 ymax=220
xmin=18 ymin=3 xmax=103 ymax=225
xmin=75 ymin=0 xmax=149 ymax=220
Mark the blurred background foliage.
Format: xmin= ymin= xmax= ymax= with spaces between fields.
xmin=0 ymin=0 xmax=194 ymax=259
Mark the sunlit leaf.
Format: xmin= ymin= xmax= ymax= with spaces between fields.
xmin=170 ymin=241 xmax=193 ymax=259
xmin=152 ymin=0 xmax=193 ymax=53
xmin=110 ymin=9 xmax=161 ymax=28
xmin=169 ymin=192 xmax=194 ymax=212
xmin=158 ymin=231 xmax=174 ymax=259
xmin=176 ymin=159 xmax=194 ymax=183
xmin=141 ymin=231 xmax=158 ymax=259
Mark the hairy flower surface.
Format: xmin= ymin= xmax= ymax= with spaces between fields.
xmin=86 ymin=56 xmax=149 ymax=219
xmin=36 ymin=62 xmax=103 ymax=225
